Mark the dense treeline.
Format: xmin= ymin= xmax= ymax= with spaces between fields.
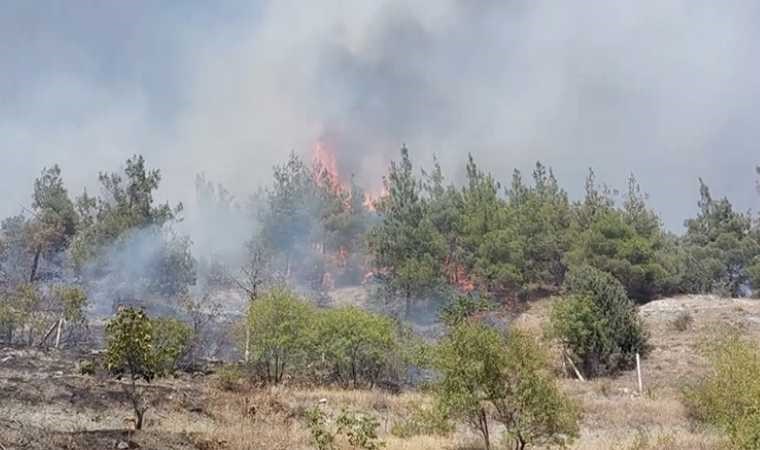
xmin=367 ymin=147 xmax=760 ymax=313
xmin=2 ymin=148 xmax=760 ymax=343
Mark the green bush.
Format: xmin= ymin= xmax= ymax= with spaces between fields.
xmin=316 ymin=306 xmax=398 ymax=388
xmin=390 ymin=404 xmax=453 ymax=438
xmin=336 ymin=409 xmax=385 ymax=450
xmin=550 ymin=265 xmax=648 ymax=377
xmin=244 ymin=287 xmax=316 ymax=384
xmin=439 ymin=294 xmax=492 ymax=328
xmin=684 ymin=333 xmax=760 ymax=449
xmin=305 ymin=407 xmax=385 ymax=450
xmin=306 ymin=406 xmax=335 ymax=450
xmin=152 ymin=317 xmax=193 ymax=374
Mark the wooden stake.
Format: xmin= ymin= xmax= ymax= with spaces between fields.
xmin=636 ymin=353 xmax=643 ymax=394
xmin=54 ymin=318 xmax=64 ymax=349
xmin=38 ymin=321 xmax=58 ymax=347
xmin=564 ymin=351 xmax=585 ymax=382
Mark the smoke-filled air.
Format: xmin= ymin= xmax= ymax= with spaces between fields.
xmin=3 ymin=2 xmax=760 ymax=450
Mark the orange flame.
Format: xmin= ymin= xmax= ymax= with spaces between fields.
xmin=313 ymin=141 xmax=340 ymax=186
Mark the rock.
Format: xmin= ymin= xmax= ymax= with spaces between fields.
xmin=318 ymin=398 xmax=328 ymax=404
xmin=116 ymin=441 xmax=130 ymax=449
xmin=0 ymin=356 xmax=13 ymax=363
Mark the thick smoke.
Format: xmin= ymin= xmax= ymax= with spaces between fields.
xmin=2 ymin=0 xmax=760 ymax=233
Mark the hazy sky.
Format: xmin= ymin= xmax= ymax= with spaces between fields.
xmin=2 ymin=0 xmax=760 ymax=231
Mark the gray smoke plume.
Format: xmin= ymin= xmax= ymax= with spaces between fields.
xmin=2 ymin=0 xmax=760 ymax=233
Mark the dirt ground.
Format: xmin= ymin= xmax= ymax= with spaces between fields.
xmin=2 ymin=294 xmax=757 ymax=449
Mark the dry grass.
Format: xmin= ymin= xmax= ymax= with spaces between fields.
xmin=4 ymin=294 xmax=760 ymax=449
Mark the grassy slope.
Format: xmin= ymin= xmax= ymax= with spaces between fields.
xmin=3 ymin=294 xmax=760 ymax=449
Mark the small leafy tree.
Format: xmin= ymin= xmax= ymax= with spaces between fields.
xmin=317 ymin=307 xmax=398 ymax=388
xmin=105 ymin=308 xmax=156 ymax=430
xmin=435 ymin=323 xmax=578 ymax=450
xmin=496 ymin=329 xmax=579 ymax=450
xmin=550 ymin=265 xmax=648 ymax=377
xmin=244 ymin=287 xmax=315 ymax=383
xmin=105 ymin=307 xmax=191 ymax=429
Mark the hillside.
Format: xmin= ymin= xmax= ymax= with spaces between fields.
xmin=2 ymin=294 xmax=756 ymax=449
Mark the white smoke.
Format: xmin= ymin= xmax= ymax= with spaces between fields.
xmin=2 ymin=0 xmax=760 ymax=233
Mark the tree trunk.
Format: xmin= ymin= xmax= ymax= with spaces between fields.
xmin=129 ymin=379 xmax=147 ymax=430
xmin=29 ymin=246 xmax=41 ymax=283
xmin=479 ymin=408 xmax=490 ymax=450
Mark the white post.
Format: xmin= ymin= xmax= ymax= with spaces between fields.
xmin=636 ymin=353 xmax=643 ymax=394
xmin=245 ymin=327 xmax=250 ymax=363
xmin=54 ymin=318 xmax=64 ymax=349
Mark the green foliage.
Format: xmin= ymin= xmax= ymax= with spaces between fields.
xmin=509 ymin=163 xmax=573 ymax=288
xmin=27 ymin=165 xmax=79 ymax=272
xmin=568 ymin=210 xmax=667 ymax=302
xmin=305 ymin=407 xmax=386 ymax=450
xmin=306 ymin=406 xmax=336 ymax=450
xmin=497 ymin=329 xmax=580 ymax=450
xmin=244 ymin=287 xmax=316 ymax=383
xmin=105 ymin=307 xmax=191 ymax=429
xmin=439 ymin=294 xmax=492 ymax=328
xmin=317 ymin=306 xmax=399 ymax=388
xmin=458 ymin=155 xmax=523 ymax=295
xmin=567 ymin=174 xmax=668 ymax=302
xmin=73 ymin=155 xmax=182 ymax=266
xmin=679 ymin=179 xmax=760 ymax=297
xmin=336 ymin=410 xmax=386 ymax=450
xmin=54 ymin=285 xmax=88 ymax=323
xmin=435 ymin=323 xmax=578 ymax=450
xmin=684 ymin=333 xmax=760 ymax=449
xmin=151 ymin=317 xmax=193 ymax=373
xmin=105 ymin=308 xmax=159 ymax=382
xmin=390 ymin=403 xmax=453 ymax=438
xmin=368 ymin=146 xmax=447 ymax=316
xmin=550 ymin=265 xmax=648 ymax=377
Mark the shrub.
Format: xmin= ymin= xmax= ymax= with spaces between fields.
xmin=336 ymin=410 xmax=385 ymax=450
xmin=390 ymin=404 xmax=453 ymax=438
xmin=316 ymin=307 xmax=398 ymax=388
xmin=439 ymin=294 xmax=492 ymax=328
xmin=435 ymin=322 xmax=579 ymax=450
xmin=244 ymin=287 xmax=316 ymax=384
xmin=306 ymin=406 xmax=335 ymax=450
xmin=684 ymin=333 xmax=760 ymax=449
xmin=105 ymin=308 xmax=157 ymax=430
xmin=670 ymin=311 xmax=693 ymax=332
xmin=105 ymin=307 xmax=191 ymax=429
xmin=305 ymin=407 xmax=386 ymax=450
xmin=550 ymin=265 xmax=648 ymax=377
xmin=152 ymin=317 xmax=193 ymax=373
xmin=216 ymin=364 xmax=245 ymax=392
